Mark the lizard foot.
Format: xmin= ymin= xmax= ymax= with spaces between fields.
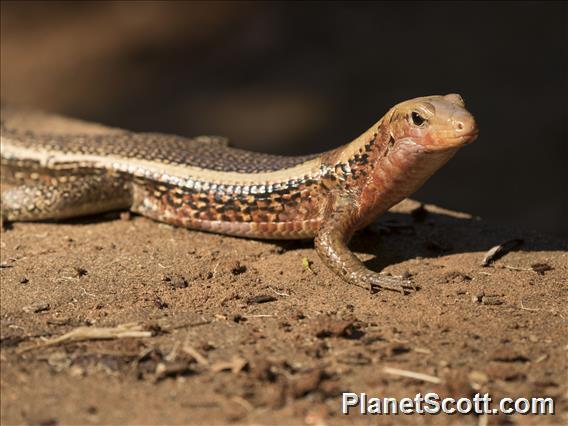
xmin=365 ymin=273 xmax=417 ymax=295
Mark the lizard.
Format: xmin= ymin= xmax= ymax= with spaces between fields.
xmin=0 ymin=94 xmax=478 ymax=293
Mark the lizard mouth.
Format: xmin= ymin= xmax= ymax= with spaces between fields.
xmin=438 ymin=125 xmax=479 ymax=147
xmin=401 ymin=127 xmax=478 ymax=153
xmin=452 ymin=128 xmax=479 ymax=145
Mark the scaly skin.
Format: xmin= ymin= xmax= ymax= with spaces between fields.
xmin=1 ymin=94 xmax=478 ymax=293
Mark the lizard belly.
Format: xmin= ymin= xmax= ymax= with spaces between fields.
xmin=130 ymin=178 xmax=324 ymax=239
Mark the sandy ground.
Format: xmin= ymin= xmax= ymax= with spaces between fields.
xmin=1 ymin=112 xmax=567 ymax=425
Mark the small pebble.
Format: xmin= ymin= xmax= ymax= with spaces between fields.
xmin=162 ymin=273 xmax=189 ymax=289
xmin=272 ymin=246 xmax=286 ymax=254
xmin=75 ymin=267 xmax=88 ymax=277
xmin=232 ymin=314 xmax=246 ymax=323
xmin=23 ymin=302 xmax=50 ymax=313
xmin=230 ymin=261 xmax=247 ymax=275
xmin=154 ymin=297 xmax=169 ymax=309
xmin=471 ymin=292 xmax=484 ymax=303
xmin=531 ymin=263 xmax=553 ymax=275
xmin=481 ymin=295 xmax=504 ymax=305
xmin=246 ymin=295 xmax=277 ymax=305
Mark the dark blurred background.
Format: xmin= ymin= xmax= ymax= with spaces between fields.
xmin=1 ymin=1 xmax=566 ymax=236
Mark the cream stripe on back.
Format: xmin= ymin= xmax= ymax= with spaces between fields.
xmin=1 ymin=138 xmax=323 ymax=186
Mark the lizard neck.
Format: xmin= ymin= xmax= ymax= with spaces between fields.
xmin=319 ymin=114 xmax=460 ymax=230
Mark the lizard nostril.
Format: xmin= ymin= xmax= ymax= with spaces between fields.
xmin=456 ymin=121 xmax=464 ymax=131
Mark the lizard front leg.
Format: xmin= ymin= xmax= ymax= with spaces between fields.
xmin=314 ymin=196 xmax=414 ymax=294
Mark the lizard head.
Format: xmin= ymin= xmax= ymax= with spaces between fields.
xmin=349 ymin=94 xmax=478 ymax=229
xmin=387 ymin=93 xmax=478 ymax=151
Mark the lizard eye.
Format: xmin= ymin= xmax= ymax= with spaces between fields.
xmin=410 ymin=111 xmax=427 ymax=127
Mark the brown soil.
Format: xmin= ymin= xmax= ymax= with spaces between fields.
xmin=1 ymin=113 xmax=567 ymax=425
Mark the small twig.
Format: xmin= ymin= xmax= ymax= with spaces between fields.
xmin=181 ymin=401 xmax=219 ymax=409
xmin=57 ymin=276 xmax=79 ymax=282
xmin=211 ymin=356 xmax=248 ymax=374
xmin=79 ymin=287 xmax=96 ymax=298
xmin=520 ymin=301 xmax=540 ymax=312
xmin=230 ymin=396 xmax=254 ymax=412
xmin=182 ymin=345 xmax=209 ymax=366
xmin=164 ymin=319 xmax=212 ymax=331
xmin=498 ymin=264 xmax=531 ymax=272
xmin=164 ymin=341 xmax=180 ymax=362
xmin=16 ymin=323 xmax=152 ymax=353
xmin=212 ymin=261 xmax=220 ymax=277
xmin=480 ymin=239 xmax=523 ymax=266
xmin=383 ymin=366 xmax=442 ymax=384
xmin=270 ymin=287 xmax=290 ymax=297
xmin=244 ymin=314 xmax=275 ymax=319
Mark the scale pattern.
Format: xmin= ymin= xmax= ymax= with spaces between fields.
xmin=1 ymin=126 xmax=319 ymax=173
